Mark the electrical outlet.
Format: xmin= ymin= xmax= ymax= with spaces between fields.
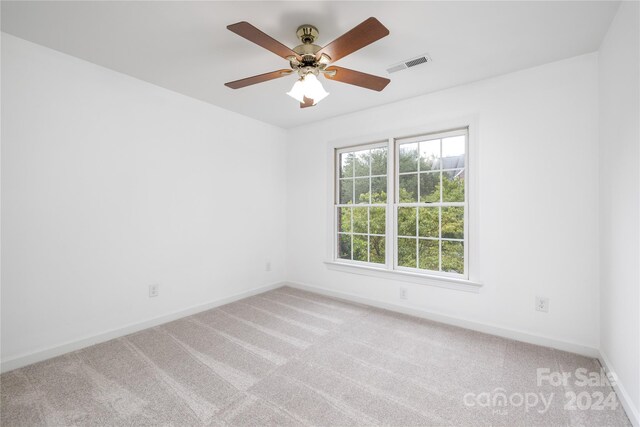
xmin=535 ymin=296 xmax=549 ymax=312
xmin=400 ymin=287 xmax=408 ymax=300
xmin=149 ymin=284 xmax=159 ymax=298
xmin=265 ymin=261 xmax=272 ymax=272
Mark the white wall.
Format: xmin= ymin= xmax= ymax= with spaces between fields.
xmin=1 ymin=34 xmax=287 ymax=365
xmin=598 ymin=1 xmax=640 ymax=420
xmin=286 ymin=53 xmax=600 ymax=353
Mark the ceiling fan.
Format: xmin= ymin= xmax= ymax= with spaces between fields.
xmin=224 ymin=17 xmax=391 ymax=108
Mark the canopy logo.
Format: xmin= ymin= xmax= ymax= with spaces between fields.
xmin=463 ymin=389 xmax=554 ymax=414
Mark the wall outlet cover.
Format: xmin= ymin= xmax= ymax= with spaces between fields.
xmin=149 ymin=284 xmax=159 ymax=298
xmin=535 ymin=296 xmax=549 ymax=312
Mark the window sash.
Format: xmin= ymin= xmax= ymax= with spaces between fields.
xmin=393 ymin=206 xmax=467 ymax=278
xmin=334 ymin=141 xmax=390 ymax=267
xmin=334 ymin=141 xmax=388 ymax=205
xmin=394 ymin=129 xmax=468 ymax=277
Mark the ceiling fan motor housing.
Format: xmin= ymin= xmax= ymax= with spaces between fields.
xmin=294 ymin=25 xmax=322 ymax=65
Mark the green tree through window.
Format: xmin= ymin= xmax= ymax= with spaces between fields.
xmin=337 ymin=145 xmax=387 ymax=264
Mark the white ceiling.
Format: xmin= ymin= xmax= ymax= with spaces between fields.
xmin=1 ymin=1 xmax=619 ymax=129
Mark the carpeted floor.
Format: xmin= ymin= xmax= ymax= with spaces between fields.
xmin=0 ymin=286 xmax=631 ymax=426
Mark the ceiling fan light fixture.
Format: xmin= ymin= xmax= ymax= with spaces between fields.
xmin=286 ymin=73 xmax=329 ymax=105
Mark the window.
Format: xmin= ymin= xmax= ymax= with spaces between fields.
xmin=336 ymin=143 xmax=388 ymax=264
xmin=333 ymin=128 xmax=468 ymax=279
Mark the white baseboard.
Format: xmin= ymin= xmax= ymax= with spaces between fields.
xmin=285 ymin=281 xmax=600 ymax=358
xmin=599 ymin=350 xmax=639 ymax=427
xmin=0 ymin=281 xmax=285 ymax=373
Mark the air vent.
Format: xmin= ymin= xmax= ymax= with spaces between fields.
xmin=386 ymin=53 xmax=432 ymax=74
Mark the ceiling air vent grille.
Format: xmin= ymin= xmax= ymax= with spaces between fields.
xmin=386 ymin=53 xmax=432 ymax=74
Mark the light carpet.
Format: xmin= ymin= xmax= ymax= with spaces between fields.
xmin=0 ymin=286 xmax=631 ymax=426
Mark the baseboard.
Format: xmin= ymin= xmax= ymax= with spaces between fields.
xmin=285 ymin=281 xmax=600 ymax=358
xmin=599 ymin=350 xmax=640 ymax=427
xmin=0 ymin=281 xmax=285 ymax=373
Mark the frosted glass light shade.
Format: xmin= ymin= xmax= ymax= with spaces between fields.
xmin=286 ymin=79 xmax=306 ymax=103
xmin=286 ymin=74 xmax=329 ymax=105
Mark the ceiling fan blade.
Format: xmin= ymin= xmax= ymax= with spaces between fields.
xmin=316 ymin=17 xmax=389 ymax=63
xmin=227 ymin=22 xmax=301 ymax=60
xmin=225 ymin=69 xmax=293 ymax=89
xmin=324 ymin=66 xmax=390 ymax=91
xmin=300 ymin=96 xmax=315 ymax=108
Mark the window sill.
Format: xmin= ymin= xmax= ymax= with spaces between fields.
xmin=324 ymin=261 xmax=483 ymax=293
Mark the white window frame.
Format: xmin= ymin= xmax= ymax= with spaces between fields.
xmin=325 ymin=120 xmax=482 ymax=292
xmin=334 ymin=141 xmax=390 ymax=268
xmin=394 ymin=129 xmax=469 ymax=279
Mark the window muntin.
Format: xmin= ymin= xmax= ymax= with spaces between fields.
xmin=336 ymin=143 xmax=388 ymax=265
xmin=334 ymin=128 xmax=468 ymax=278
